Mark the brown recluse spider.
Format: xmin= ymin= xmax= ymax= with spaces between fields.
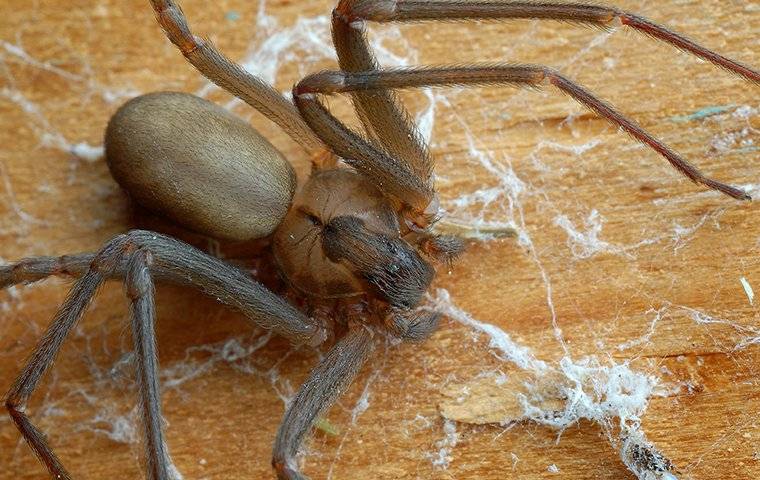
xmin=3 ymin=1 xmax=758 ymax=479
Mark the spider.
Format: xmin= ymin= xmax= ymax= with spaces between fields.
xmin=2 ymin=1 xmax=757 ymax=479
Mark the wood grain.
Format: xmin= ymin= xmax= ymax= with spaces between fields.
xmin=1 ymin=1 xmax=758 ymax=479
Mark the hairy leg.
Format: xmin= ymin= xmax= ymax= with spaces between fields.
xmin=272 ymin=326 xmax=375 ymax=480
xmin=329 ymin=0 xmax=758 ymax=215
xmin=293 ymin=87 xmax=433 ymax=218
xmin=148 ymin=0 xmax=327 ymax=156
xmin=388 ymin=309 xmax=441 ymax=342
xmin=1 ymin=230 xmax=325 ymax=345
xmin=334 ymin=1 xmax=758 ymax=84
xmin=331 ymin=7 xmax=433 ymax=189
xmin=5 ymin=237 xmax=139 ymax=479
xmin=126 ymin=250 xmax=175 ymax=480
xmin=1 ymin=253 xmax=95 ymax=288
xmin=3 ymin=230 xmax=330 ymax=478
xmin=294 ymin=64 xmax=751 ymax=202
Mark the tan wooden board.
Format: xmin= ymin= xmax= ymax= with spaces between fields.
xmin=1 ymin=1 xmax=758 ymax=479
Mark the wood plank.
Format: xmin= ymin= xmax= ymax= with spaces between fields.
xmin=1 ymin=1 xmax=758 ymax=479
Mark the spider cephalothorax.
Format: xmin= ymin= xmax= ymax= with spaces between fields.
xmin=3 ymin=1 xmax=757 ymax=480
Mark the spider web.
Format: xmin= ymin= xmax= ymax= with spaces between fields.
xmin=0 ymin=1 xmax=758 ymax=479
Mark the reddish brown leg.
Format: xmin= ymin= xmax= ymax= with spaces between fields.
xmin=294 ymin=65 xmax=751 ymax=201
xmin=329 ymin=0 xmax=758 ymax=210
xmin=4 ymin=238 xmax=147 ymax=480
xmin=334 ymin=0 xmax=759 ymax=84
xmin=3 ymin=231 xmax=330 ymax=479
xmin=332 ymin=5 xmax=433 ymax=190
xmin=149 ymin=0 xmax=327 ymax=155
xmin=1 ymin=231 xmax=325 ymax=346
xmin=294 ymin=86 xmax=435 ymax=217
xmin=272 ymin=326 xmax=374 ymax=480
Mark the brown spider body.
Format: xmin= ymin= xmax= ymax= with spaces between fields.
xmin=105 ymin=91 xmax=297 ymax=241
xmin=3 ymin=1 xmax=758 ymax=480
xmin=106 ymin=90 xmax=438 ymax=318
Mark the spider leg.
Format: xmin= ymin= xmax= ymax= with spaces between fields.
xmin=1 ymin=253 xmax=95 ymax=288
xmin=328 ymin=0 xmax=758 ymax=215
xmin=293 ymin=86 xmax=433 ymax=216
xmin=148 ymin=0 xmax=326 ymax=156
xmin=4 ymin=231 xmax=328 ymax=478
xmin=272 ymin=325 xmax=374 ymax=480
xmin=126 ymin=249 xmax=175 ymax=480
xmin=1 ymin=230 xmax=326 ymax=345
xmin=4 ymin=237 xmax=139 ymax=480
xmin=293 ymin=65 xmax=750 ymax=201
xmin=388 ymin=309 xmax=442 ymax=342
xmin=331 ymin=7 xmax=432 ymax=189
xmin=334 ymin=0 xmax=759 ymax=84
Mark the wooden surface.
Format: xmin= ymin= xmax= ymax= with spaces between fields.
xmin=1 ymin=1 xmax=758 ymax=479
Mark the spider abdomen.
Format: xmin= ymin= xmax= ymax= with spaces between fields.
xmin=105 ymin=91 xmax=296 ymax=241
